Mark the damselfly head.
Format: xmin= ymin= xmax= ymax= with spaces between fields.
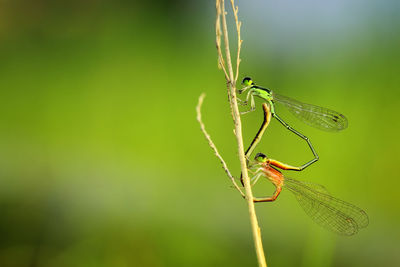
xmin=242 ymin=77 xmax=254 ymax=86
xmin=254 ymin=153 xmax=268 ymax=163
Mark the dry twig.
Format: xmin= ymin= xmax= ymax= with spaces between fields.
xmin=196 ymin=93 xmax=245 ymax=197
xmin=196 ymin=0 xmax=268 ymax=266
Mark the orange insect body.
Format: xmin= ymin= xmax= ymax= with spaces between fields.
xmin=250 ymin=153 xmax=369 ymax=234
xmin=261 ymin=161 xmax=284 ymax=188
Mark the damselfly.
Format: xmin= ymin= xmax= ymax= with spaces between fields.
xmin=239 ymin=77 xmax=348 ymax=170
xmin=249 ymin=152 xmax=368 ymax=236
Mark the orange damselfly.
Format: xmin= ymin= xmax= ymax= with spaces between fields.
xmin=249 ymin=152 xmax=369 ymax=236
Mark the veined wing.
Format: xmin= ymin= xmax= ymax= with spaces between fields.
xmin=273 ymin=93 xmax=348 ymax=132
xmin=284 ymin=177 xmax=369 ymax=235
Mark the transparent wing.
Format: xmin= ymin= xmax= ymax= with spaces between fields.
xmin=284 ymin=177 xmax=369 ymax=235
xmin=296 ymin=180 xmax=330 ymax=195
xmin=273 ymin=93 xmax=348 ymax=132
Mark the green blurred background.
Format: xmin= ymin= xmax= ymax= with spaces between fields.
xmin=0 ymin=0 xmax=399 ymax=266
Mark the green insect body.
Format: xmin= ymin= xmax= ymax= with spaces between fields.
xmin=239 ymin=77 xmax=348 ymax=171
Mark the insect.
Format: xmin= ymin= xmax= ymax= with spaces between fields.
xmin=249 ymin=152 xmax=369 ymax=236
xmin=239 ymin=77 xmax=348 ymax=170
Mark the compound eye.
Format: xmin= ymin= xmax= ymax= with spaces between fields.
xmin=254 ymin=152 xmax=267 ymax=162
xmin=242 ymin=77 xmax=253 ymax=86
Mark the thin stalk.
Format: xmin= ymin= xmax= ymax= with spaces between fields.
xmin=217 ymin=1 xmax=267 ymax=266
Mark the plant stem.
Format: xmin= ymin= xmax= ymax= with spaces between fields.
xmin=216 ymin=0 xmax=268 ymax=266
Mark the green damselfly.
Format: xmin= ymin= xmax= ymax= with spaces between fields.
xmin=239 ymin=77 xmax=348 ymax=170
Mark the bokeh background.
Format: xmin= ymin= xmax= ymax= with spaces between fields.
xmin=0 ymin=0 xmax=399 ymax=266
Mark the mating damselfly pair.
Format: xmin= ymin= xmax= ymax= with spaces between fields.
xmin=238 ymin=77 xmax=368 ymax=236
